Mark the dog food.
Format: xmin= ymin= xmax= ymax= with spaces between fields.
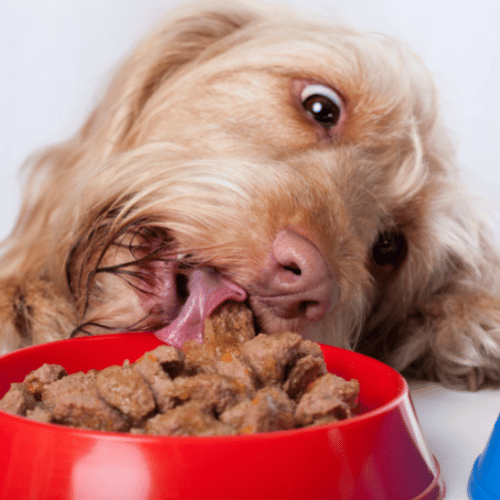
xmin=0 ymin=302 xmax=360 ymax=435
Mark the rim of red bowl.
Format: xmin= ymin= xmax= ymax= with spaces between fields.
xmin=0 ymin=332 xmax=409 ymax=441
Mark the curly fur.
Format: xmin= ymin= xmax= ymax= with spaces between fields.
xmin=2 ymin=3 xmax=500 ymax=390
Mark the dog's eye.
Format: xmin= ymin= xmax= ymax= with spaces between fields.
xmin=372 ymin=230 xmax=407 ymax=267
xmin=301 ymin=84 xmax=343 ymax=128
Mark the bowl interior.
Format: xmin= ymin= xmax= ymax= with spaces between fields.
xmin=0 ymin=332 xmax=404 ymax=417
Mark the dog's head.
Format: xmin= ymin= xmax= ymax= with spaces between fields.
xmin=17 ymin=4 xmax=483 ymax=355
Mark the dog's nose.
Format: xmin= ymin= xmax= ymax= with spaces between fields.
xmin=255 ymin=229 xmax=338 ymax=321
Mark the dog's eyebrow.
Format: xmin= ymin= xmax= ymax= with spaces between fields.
xmin=271 ymin=68 xmax=332 ymax=83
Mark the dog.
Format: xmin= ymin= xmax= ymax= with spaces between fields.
xmin=1 ymin=3 xmax=499 ymax=390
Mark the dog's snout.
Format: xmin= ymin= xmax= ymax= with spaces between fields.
xmin=254 ymin=229 xmax=338 ymax=321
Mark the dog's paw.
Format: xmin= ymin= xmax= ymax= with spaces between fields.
xmin=390 ymin=291 xmax=500 ymax=390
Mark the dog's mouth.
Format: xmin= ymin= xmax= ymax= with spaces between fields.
xmin=72 ymin=226 xmax=250 ymax=343
xmin=150 ymin=266 xmax=247 ymax=347
xmin=76 ymin=227 xmax=336 ymax=344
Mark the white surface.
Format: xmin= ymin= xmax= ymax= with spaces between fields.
xmin=1 ymin=2 xmax=500 ymax=499
xmin=409 ymin=381 xmax=498 ymax=499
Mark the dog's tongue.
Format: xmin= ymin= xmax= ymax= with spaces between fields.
xmin=153 ymin=268 xmax=247 ymax=348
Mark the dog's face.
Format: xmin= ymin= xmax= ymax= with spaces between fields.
xmin=39 ymin=8 xmax=455 ymax=351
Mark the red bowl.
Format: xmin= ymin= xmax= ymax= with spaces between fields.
xmin=0 ymin=333 xmax=444 ymax=500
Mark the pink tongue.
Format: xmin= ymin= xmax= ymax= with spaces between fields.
xmin=153 ymin=268 xmax=247 ymax=348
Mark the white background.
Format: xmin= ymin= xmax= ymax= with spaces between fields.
xmin=1 ymin=1 xmax=500 ymax=498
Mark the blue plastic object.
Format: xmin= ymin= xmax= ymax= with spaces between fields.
xmin=468 ymin=414 xmax=500 ymax=500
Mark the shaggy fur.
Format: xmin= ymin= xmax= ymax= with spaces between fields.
xmin=2 ymin=3 xmax=500 ymax=390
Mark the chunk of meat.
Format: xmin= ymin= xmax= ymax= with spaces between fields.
xmin=23 ymin=364 xmax=67 ymax=399
xmin=141 ymin=345 xmax=185 ymax=378
xmin=143 ymin=401 xmax=236 ymax=436
xmin=171 ymin=373 xmax=243 ymax=414
xmin=310 ymin=373 xmax=360 ymax=407
xmin=26 ymin=405 xmax=53 ymax=423
xmin=204 ymin=301 xmax=255 ymax=353
xmin=96 ymin=365 xmax=156 ymax=421
xmin=296 ymin=339 xmax=325 ymax=361
xmin=133 ymin=356 xmax=178 ymax=413
xmin=283 ymin=354 xmax=326 ymax=400
xmin=295 ymin=373 xmax=359 ymax=426
xmin=239 ymin=332 xmax=302 ymax=385
xmin=40 ymin=370 xmax=130 ymax=431
xmin=47 ymin=393 xmax=129 ymax=432
xmin=220 ymin=386 xmax=296 ymax=433
xmin=214 ymin=351 xmax=258 ymax=395
xmin=133 ymin=354 xmax=167 ymax=386
xmin=41 ymin=371 xmax=98 ymax=402
xmin=0 ymin=303 xmax=360 ymax=435
xmin=0 ymin=383 xmax=36 ymax=415
xmin=181 ymin=340 xmax=217 ymax=375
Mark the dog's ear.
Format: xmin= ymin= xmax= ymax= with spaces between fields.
xmin=86 ymin=5 xmax=259 ymax=148
xmin=2 ymin=5 xmax=259 ymax=270
xmin=0 ymin=5 xmax=261 ymax=349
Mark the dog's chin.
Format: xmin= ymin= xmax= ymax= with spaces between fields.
xmin=248 ymin=298 xmax=309 ymax=336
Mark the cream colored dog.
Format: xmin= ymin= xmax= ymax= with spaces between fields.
xmin=1 ymin=3 xmax=499 ymax=389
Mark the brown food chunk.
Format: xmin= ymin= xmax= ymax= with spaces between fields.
xmin=296 ymin=339 xmax=325 ymax=361
xmin=47 ymin=393 xmax=129 ymax=431
xmin=41 ymin=371 xmax=98 ymax=401
xmin=96 ymin=365 xmax=155 ymax=421
xmin=171 ymin=373 xmax=242 ymax=414
xmin=0 ymin=302 xmax=360 ymax=435
xmin=204 ymin=301 xmax=255 ymax=353
xmin=40 ymin=370 xmax=130 ymax=431
xmin=181 ymin=340 xmax=217 ymax=375
xmin=214 ymin=351 xmax=258 ymax=395
xmin=311 ymin=373 xmax=360 ymax=407
xmin=26 ymin=405 xmax=53 ymax=423
xmin=0 ymin=383 xmax=36 ymax=415
xmin=147 ymin=375 xmax=177 ymax=413
xmin=133 ymin=354 xmax=167 ymax=385
xmin=283 ymin=354 xmax=326 ymax=400
xmin=295 ymin=373 xmax=359 ymax=426
xmin=23 ymin=364 xmax=67 ymax=399
xmin=144 ymin=401 xmax=236 ymax=436
xmin=133 ymin=356 xmax=177 ymax=413
xmin=142 ymin=345 xmax=185 ymax=378
xmin=295 ymin=392 xmax=349 ymax=426
xmin=239 ymin=332 xmax=302 ymax=385
xmin=220 ymin=386 xmax=296 ymax=433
